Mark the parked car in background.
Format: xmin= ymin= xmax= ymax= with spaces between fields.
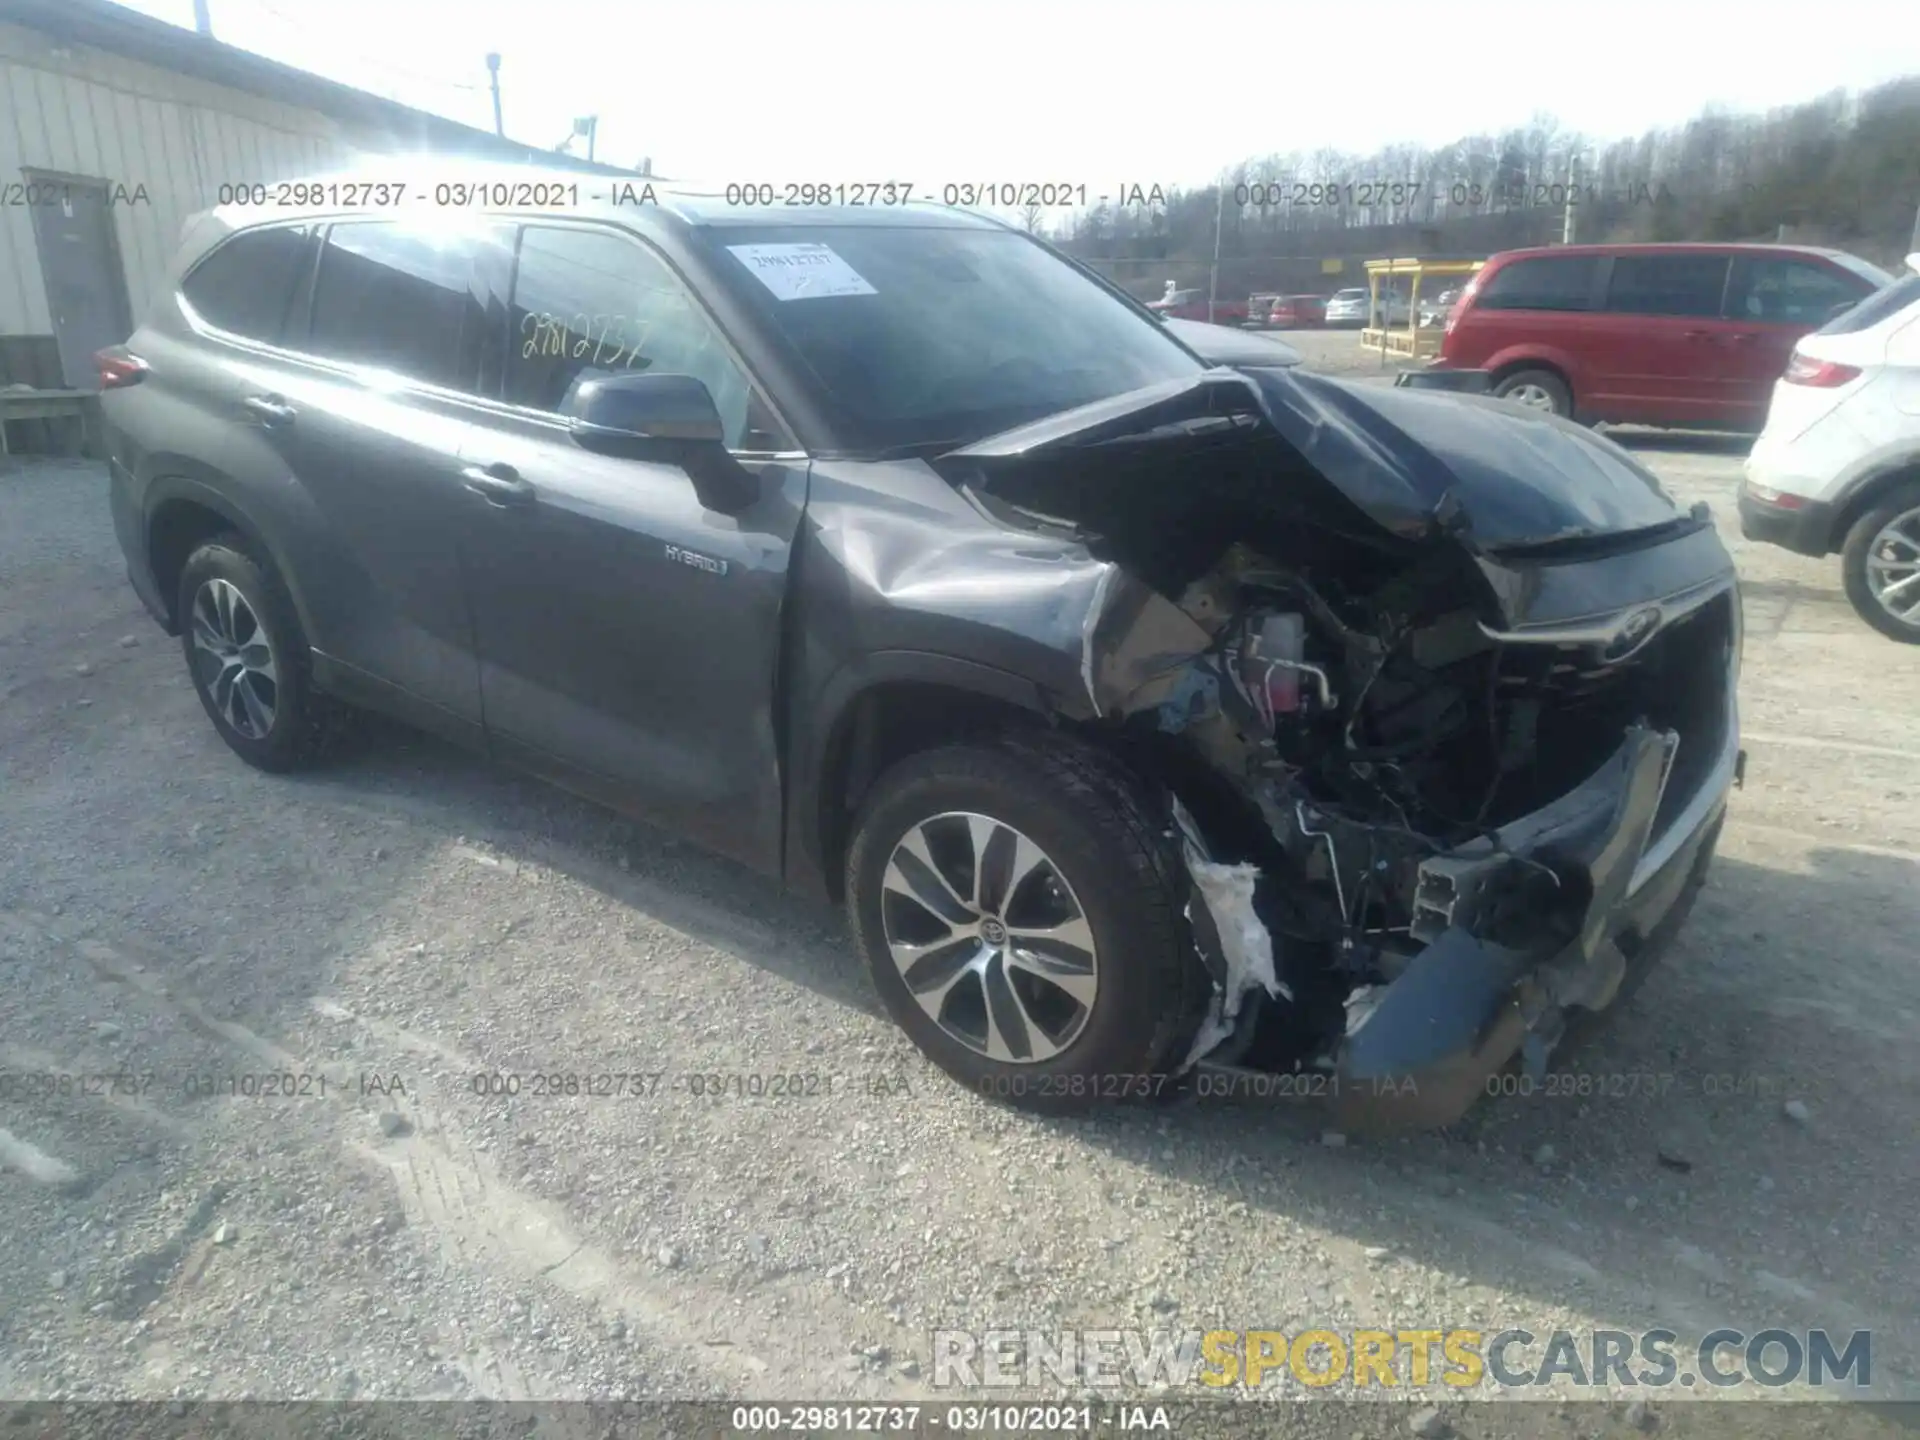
xmin=1323 ymin=288 xmax=1371 ymax=327
xmin=96 ymin=170 xmax=1737 ymax=1131
xmin=1325 ymin=288 xmax=1411 ymax=327
xmin=1431 ymin=242 xmax=1892 ymax=429
xmin=1148 ymin=288 xmax=1251 ymax=326
xmin=1265 ymin=294 xmax=1326 ymax=328
xmin=1741 ymin=256 xmax=1920 ymax=642
xmin=1146 ymin=286 xmax=1201 ymax=318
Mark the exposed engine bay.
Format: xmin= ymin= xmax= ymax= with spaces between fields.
xmin=950 ymin=405 xmax=1738 ymax=1102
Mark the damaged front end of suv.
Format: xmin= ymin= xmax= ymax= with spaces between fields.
xmin=925 ymin=367 xmax=1743 ymax=1131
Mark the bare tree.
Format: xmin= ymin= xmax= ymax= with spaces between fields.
xmin=1061 ymin=75 xmax=1920 ymax=288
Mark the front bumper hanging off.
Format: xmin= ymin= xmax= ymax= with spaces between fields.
xmin=1194 ymin=715 xmax=1742 ymax=1133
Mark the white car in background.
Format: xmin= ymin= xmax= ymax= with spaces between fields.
xmin=1324 ymin=288 xmax=1410 ymax=328
xmin=1740 ymin=255 xmax=1920 ymax=641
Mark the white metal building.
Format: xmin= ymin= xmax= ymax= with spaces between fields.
xmin=0 ymin=0 xmax=623 ymax=391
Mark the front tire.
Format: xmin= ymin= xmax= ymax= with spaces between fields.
xmin=1841 ymin=482 xmax=1920 ymax=644
xmin=1493 ymin=367 xmax=1572 ymax=418
xmin=846 ymin=736 xmax=1205 ymax=1113
xmin=176 ymin=534 xmax=342 ymax=771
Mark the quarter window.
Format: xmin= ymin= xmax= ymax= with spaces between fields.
xmin=504 ymin=226 xmax=769 ymax=449
xmin=1816 ymin=272 xmax=1920 ymax=335
xmin=305 ymin=221 xmax=481 ymax=390
xmin=1603 ymin=255 xmax=1730 ymax=318
xmin=1727 ymin=258 xmax=1869 ymax=325
xmin=181 ymin=224 xmax=316 ymax=342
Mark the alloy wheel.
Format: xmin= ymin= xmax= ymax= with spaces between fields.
xmin=1864 ymin=505 xmax=1920 ymax=630
xmin=189 ymin=578 xmax=278 ymax=739
xmin=1502 ymin=381 xmax=1558 ymax=412
xmin=879 ymin=812 xmax=1099 ymax=1063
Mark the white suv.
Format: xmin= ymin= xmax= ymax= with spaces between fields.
xmin=1740 ymin=255 xmax=1920 ymax=641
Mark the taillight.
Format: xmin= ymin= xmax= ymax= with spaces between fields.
xmin=1744 ymin=482 xmax=1804 ymax=509
xmin=1782 ymin=353 xmax=1860 ymax=388
xmin=94 ymin=347 xmax=149 ymax=389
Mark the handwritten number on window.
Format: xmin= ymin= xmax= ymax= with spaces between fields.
xmin=519 ymin=311 xmax=565 ymax=359
xmin=519 ymin=311 xmax=651 ymax=369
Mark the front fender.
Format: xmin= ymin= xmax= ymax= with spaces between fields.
xmin=782 ymin=649 xmax=1058 ymax=903
xmin=780 ymin=457 xmax=1134 ymax=900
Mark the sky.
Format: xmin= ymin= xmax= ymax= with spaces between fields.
xmin=111 ymin=0 xmax=1920 ymax=189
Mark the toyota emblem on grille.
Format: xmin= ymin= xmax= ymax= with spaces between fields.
xmin=1602 ymin=606 xmax=1663 ymax=662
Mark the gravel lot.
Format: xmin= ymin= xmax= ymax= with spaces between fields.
xmin=3 ymin=341 xmax=1917 ymax=1435
xmin=1270 ymin=328 xmax=1426 ymax=379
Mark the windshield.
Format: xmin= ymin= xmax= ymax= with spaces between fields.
xmin=702 ymin=223 xmax=1205 ymax=453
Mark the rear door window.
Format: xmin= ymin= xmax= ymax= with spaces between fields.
xmin=180 ymin=224 xmax=317 ymax=342
xmin=1474 ymin=255 xmax=1598 ymax=312
xmin=304 ymin=221 xmax=484 ymax=391
xmin=1602 ymin=254 xmax=1730 ymax=318
xmin=1727 ymin=257 xmax=1877 ymax=326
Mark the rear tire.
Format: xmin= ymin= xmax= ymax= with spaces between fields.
xmin=176 ymin=534 xmax=348 ymax=771
xmin=846 ymin=734 xmax=1207 ymax=1113
xmin=1841 ymin=481 xmax=1920 ymax=644
xmin=1493 ymin=368 xmax=1572 ymax=418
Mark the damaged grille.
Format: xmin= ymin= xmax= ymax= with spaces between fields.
xmin=1490 ymin=586 xmax=1735 ymax=845
xmin=1140 ymin=564 xmax=1736 ymax=1075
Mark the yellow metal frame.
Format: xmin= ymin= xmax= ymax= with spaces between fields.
xmin=1358 ymin=256 xmax=1485 ymax=360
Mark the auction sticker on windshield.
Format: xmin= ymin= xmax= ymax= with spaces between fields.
xmin=727 ymin=242 xmax=877 ymax=300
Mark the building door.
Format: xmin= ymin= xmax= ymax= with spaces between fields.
xmin=28 ymin=174 xmax=133 ymax=390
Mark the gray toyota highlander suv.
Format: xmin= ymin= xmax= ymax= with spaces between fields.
xmin=99 ymin=168 xmax=1743 ymax=1129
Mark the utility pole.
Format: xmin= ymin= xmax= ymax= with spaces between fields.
xmin=1562 ymin=152 xmax=1580 ymax=245
xmin=192 ymin=0 xmax=212 ymax=35
xmin=1207 ymin=181 xmax=1225 ymax=324
xmin=485 ymin=53 xmax=503 ymax=138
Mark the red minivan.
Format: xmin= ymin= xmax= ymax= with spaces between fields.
xmin=1430 ymin=242 xmax=1892 ymax=430
xmin=1267 ymin=294 xmax=1327 ymax=328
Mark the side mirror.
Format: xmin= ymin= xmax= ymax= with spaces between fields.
xmin=564 ymin=372 xmax=758 ymax=513
xmin=566 ymin=371 xmax=725 ymax=446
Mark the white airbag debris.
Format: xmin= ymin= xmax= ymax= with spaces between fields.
xmin=1170 ymin=798 xmax=1288 ymax=1069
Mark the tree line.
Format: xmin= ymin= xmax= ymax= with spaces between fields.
xmin=1047 ymin=76 xmax=1920 ymax=298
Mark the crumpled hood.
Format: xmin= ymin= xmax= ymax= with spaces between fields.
xmin=948 ymin=366 xmax=1687 ymax=551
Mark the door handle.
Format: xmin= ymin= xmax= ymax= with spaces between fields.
xmin=242 ymin=394 xmax=296 ymax=425
xmin=461 ymin=463 xmax=536 ymax=507
xmin=1680 ymin=330 xmax=1715 ymax=341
